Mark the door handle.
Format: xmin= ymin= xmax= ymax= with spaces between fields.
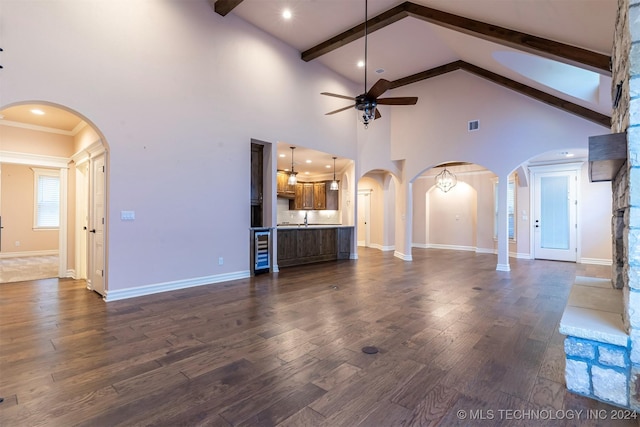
xmin=89 ymin=229 xmax=96 ymax=233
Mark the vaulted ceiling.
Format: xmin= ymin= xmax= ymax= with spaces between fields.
xmin=212 ymin=0 xmax=616 ymax=127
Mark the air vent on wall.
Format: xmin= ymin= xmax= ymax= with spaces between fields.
xmin=468 ymin=120 xmax=479 ymax=131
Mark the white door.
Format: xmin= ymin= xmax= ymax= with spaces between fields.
xmin=357 ymin=191 xmax=371 ymax=247
xmin=89 ymin=153 xmax=106 ymax=295
xmin=532 ymin=169 xmax=578 ymax=262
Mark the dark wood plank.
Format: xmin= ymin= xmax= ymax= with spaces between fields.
xmin=0 ymin=248 xmax=627 ymax=426
xmin=209 ymin=0 xmax=243 ymax=17
xmin=302 ymin=1 xmax=610 ymax=75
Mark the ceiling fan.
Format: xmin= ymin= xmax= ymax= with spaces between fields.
xmin=321 ymin=0 xmax=418 ymax=128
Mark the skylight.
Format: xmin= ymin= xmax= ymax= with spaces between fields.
xmin=492 ymin=51 xmax=600 ymax=104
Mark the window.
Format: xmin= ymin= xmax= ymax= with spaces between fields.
xmin=494 ymin=179 xmax=516 ymax=240
xmin=32 ymin=168 xmax=60 ymax=229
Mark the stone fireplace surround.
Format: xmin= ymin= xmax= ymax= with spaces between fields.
xmin=560 ymin=0 xmax=640 ymax=410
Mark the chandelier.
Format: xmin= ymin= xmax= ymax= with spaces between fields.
xmin=435 ymin=167 xmax=457 ymax=192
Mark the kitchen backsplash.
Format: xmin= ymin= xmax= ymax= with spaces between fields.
xmin=277 ymin=198 xmax=341 ymax=225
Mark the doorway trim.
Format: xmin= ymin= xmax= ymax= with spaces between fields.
xmin=0 ymin=151 xmax=70 ymax=276
xmin=528 ymin=162 xmax=583 ymax=262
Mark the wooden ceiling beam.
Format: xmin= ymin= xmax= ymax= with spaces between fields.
xmin=404 ymin=2 xmax=610 ymax=75
xmin=301 ymin=1 xmax=611 ymax=75
xmin=389 ymin=61 xmax=611 ymax=128
xmin=210 ymin=0 xmax=244 ymax=17
xmin=301 ymin=4 xmax=408 ymax=62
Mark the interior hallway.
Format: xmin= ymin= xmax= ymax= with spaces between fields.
xmin=0 ymin=248 xmax=634 ymax=426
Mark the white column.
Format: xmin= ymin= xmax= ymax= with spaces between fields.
xmin=394 ymin=179 xmax=413 ymax=261
xmin=496 ymin=175 xmax=510 ymax=271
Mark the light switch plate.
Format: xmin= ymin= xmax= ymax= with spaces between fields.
xmin=121 ymin=210 xmax=135 ymax=221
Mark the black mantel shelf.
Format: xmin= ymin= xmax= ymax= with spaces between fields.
xmin=588 ymin=132 xmax=627 ymax=182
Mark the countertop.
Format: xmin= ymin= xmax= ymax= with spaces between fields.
xmin=276 ymin=224 xmax=353 ymax=229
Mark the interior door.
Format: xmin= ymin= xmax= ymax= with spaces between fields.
xmin=533 ymin=169 xmax=577 ymax=261
xmin=89 ymin=153 xmax=106 ymax=295
xmin=357 ymin=191 xmax=371 ymax=247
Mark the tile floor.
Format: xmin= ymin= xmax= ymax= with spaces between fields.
xmin=0 ymin=255 xmax=59 ymax=283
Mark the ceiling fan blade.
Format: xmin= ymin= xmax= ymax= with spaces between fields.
xmin=326 ymin=104 xmax=355 ymax=115
xmin=374 ymin=109 xmax=382 ymax=120
xmin=366 ymin=79 xmax=391 ymax=99
xmin=321 ymin=92 xmax=356 ymax=101
xmin=377 ymin=97 xmax=419 ymax=105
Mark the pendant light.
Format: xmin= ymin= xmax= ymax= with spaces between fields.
xmin=435 ymin=167 xmax=457 ymax=193
xmin=330 ymin=156 xmax=339 ymax=191
xmin=287 ymin=147 xmax=297 ymax=186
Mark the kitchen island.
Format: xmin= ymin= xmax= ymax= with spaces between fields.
xmin=277 ymin=225 xmax=353 ymax=268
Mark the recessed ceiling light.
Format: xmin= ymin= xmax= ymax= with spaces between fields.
xmin=357 ymin=60 xmax=365 ymax=68
xmin=30 ymin=109 xmax=45 ymax=115
xmin=282 ymin=9 xmax=292 ymax=19
xmin=279 ymin=154 xmax=286 ymax=158
xmin=305 ymin=171 xmax=310 ymax=175
xmin=325 ymin=165 xmax=331 ymax=168
xmin=305 ymin=160 xmax=312 ymax=163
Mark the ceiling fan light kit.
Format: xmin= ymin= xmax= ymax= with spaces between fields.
xmin=320 ymin=0 xmax=418 ymax=128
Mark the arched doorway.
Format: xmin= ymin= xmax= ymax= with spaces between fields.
xmin=0 ymin=102 xmax=109 ymax=296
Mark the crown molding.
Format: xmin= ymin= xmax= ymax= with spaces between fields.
xmin=0 ymin=119 xmax=87 ymax=136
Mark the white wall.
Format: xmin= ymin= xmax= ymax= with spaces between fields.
xmin=389 ymin=71 xmax=608 ymax=179
xmin=2 ymin=1 xmax=359 ymax=292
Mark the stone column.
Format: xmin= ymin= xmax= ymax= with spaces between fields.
xmin=612 ymin=0 xmax=640 ymax=409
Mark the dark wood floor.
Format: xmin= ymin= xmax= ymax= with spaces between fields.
xmin=0 ymin=248 xmax=636 ymax=426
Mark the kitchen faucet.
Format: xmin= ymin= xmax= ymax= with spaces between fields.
xmin=304 ymin=212 xmax=308 ymax=227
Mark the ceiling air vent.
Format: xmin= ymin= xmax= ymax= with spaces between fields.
xmin=468 ymin=120 xmax=479 ymax=131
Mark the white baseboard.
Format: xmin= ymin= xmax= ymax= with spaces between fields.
xmin=580 ymin=258 xmax=613 ymax=266
xmin=394 ymin=251 xmax=412 ymax=261
xmin=427 ymin=244 xmax=477 ymax=252
xmin=496 ymin=263 xmax=511 ymax=271
xmin=510 ymin=252 xmax=532 ymax=259
xmin=357 ymin=240 xmax=365 ymax=247
xmin=369 ymin=243 xmax=395 ymax=252
xmin=65 ymin=269 xmax=76 ymax=278
xmin=0 ymin=249 xmax=59 ymax=259
xmin=475 ymin=247 xmax=496 ymax=254
xmin=350 ymin=253 xmax=359 ymax=259
xmin=103 ymin=270 xmax=251 ymax=302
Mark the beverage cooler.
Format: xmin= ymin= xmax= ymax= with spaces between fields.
xmin=251 ymin=228 xmax=271 ymax=275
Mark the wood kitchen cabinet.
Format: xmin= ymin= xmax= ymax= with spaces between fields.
xmin=313 ymin=182 xmax=326 ymax=210
xmin=276 ymin=171 xmax=295 ymax=198
xmin=276 ymin=226 xmax=353 ymax=267
xmin=325 ymin=181 xmax=339 ymax=210
xmin=302 ymin=183 xmax=314 ymax=209
xmin=289 ymin=180 xmax=339 ymax=210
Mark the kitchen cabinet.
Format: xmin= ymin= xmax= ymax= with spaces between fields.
xmin=250 ymin=143 xmax=263 ymax=207
xmin=276 ymin=171 xmax=295 ymax=198
xmin=289 ymin=180 xmax=339 ymax=210
xmin=292 ymin=183 xmax=304 ymax=210
xmin=313 ymin=182 xmax=326 ymax=210
xmin=277 ymin=226 xmax=352 ymax=268
xmin=325 ymin=181 xmax=339 ymax=210
xmin=250 ymin=143 xmax=263 ymax=227
xmin=302 ymin=183 xmax=314 ymax=209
